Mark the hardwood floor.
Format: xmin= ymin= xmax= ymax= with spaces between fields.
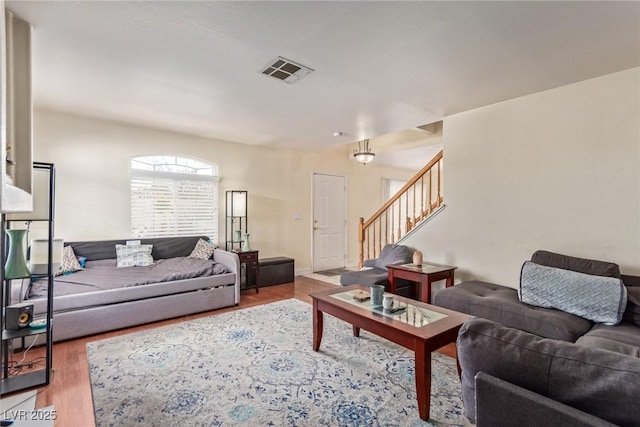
xmin=3 ymin=276 xmax=455 ymax=426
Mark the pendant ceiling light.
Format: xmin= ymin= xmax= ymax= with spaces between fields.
xmin=353 ymin=139 xmax=375 ymax=165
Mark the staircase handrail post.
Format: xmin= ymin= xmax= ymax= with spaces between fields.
xmin=358 ymin=217 xmax=365 ymax=269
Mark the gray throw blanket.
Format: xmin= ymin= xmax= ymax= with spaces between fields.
xmin=28 ymin=257 xmax=228 ymax=298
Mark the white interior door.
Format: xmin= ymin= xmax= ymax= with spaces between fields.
xmin=312 ymin=173 xmax=346 ymax=272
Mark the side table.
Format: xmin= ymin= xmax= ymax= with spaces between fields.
xmin=387 ymin=263 xmax=456 ymax=304
xmin=234 ymin=250 xmax=259 ymax=293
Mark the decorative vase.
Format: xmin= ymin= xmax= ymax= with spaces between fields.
xmin=5 ymin=229 xmax=31 ymax=279
xmin=412 ymin=250 xmax=423 ymax=266
xmin=234 ymin=229 xmax=242 ymax=242
xmin=242 ymin=233 xmax=251 ymax=251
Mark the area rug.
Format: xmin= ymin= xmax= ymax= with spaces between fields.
xmin=87 ymin=299 xmax=471 ymax=427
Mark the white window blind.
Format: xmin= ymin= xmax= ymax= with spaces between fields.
xmin=131 ymin=157 xmax=219 ymax=239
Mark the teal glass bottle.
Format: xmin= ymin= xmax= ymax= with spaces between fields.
xmin=5 ymin=229 xmax=31 ymax=279
xmin=242 ymin=233 xmax=251 ymax=251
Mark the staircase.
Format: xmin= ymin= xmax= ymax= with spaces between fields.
xmin=358 ymin=150 xmax=443 ymax=267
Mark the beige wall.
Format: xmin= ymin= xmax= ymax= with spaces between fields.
xmin=404 ymin=68 xmax=640 ymax=289
xmin=35 ymin=68 xmax=638 ymax=283
xmin=32 ymin=110 xmax=414 ymax=273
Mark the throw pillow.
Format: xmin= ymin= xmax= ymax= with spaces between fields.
xmin=57 ymin=245 xmax=84 ymax=275
xmin=373 ymin=244 xmax=414 ymax=271
xmin=115 ymin=244 xmax=154 ymax=268
xmin=189 ymin=238 xmax=216 ymax=260
xmin=77 ymin=256 xmax=88 ymax=268
xmin=530 ymin=250 xmax=621 ymax=278
xmin=519 ymin=261 xmax=627 ymax=325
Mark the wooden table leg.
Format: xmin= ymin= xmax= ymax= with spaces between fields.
xmin=445 ymin=272 xmax=454 ymax=288
xmin=388 ymin=270 xmax=397 ymax=294
xmin=420 ymin=277 xmax=433 ymax=304
xmin=253 ymin=261 xmax=259 ymax=293
xmin=312 ymin=300 xmax=323 ymax=351
xmin=414 ymin=341 xmax=432 ymax=421
xmin=353 ymin=325 xmax=360 ymax=337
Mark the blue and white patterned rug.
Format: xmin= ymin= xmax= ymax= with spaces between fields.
xmin=87 ymin=299 xmax=471 ymax=426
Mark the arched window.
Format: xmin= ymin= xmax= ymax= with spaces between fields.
xmin=130 ymin=155 xmax=219 ymax=239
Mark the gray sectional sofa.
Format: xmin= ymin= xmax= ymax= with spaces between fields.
xmin=17 ymin=236 xmax=240 ymax=342
xmin=434 ymin=250 xmax=640 ymax=426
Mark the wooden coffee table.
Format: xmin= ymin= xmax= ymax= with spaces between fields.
xmin=310 ymin=284 xmax=472 ymax=422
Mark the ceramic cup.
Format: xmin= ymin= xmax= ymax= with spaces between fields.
xmin=382 ymin=294 xmax=394 ymax=310
xmin=370 ymin=285 xmax=384 ymax=307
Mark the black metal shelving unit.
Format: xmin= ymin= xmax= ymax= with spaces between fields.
xmin=1 ymin=162 xmax=55 ymax=395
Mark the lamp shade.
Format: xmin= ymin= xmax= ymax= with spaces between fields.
xmin=29 ymin=238 xmax=64 ymax=275
xmin=226 ymin=191 xmax=247 ymax=217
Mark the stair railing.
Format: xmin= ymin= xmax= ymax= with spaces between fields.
xmin=358 ymin=150 xmax=443 ymax=268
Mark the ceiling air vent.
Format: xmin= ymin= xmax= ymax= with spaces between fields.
xmin=261 ymin=57 xmax=314 ymax=84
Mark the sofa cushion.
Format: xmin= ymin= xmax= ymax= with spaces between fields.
xmin=457 ymin=317 xmax=640 ymax=425
xmin=373 ymin=243 xmax=413 ymax=271
xmin=623 ymin=286 xmax=640 ymax=326
xmin=433 ymin=281 xmax=592 ymax=342
xmin=531 ymin=250 xmax=621 ymax=278
xmin=575 ymin=337 xmax=640 ymax=358
xmin=519 ymin=261 xmax=627 ymax=325
xmin=576 ymin=323 xmax=640 ymax=357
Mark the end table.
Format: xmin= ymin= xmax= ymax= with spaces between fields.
xmin=387 ymin=263 xmax=456 ymax=304
xmin=235 ymin=249 xmax=259 ymax=293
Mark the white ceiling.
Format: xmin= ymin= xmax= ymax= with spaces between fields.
xmin=6 ymin=1 xmax=640 ymax=157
